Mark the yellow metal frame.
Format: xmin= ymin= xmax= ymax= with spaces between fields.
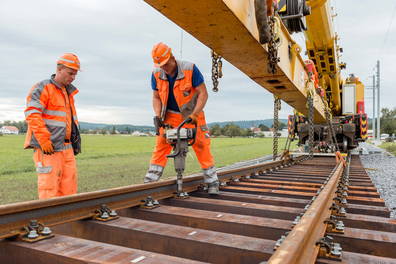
xmin=305 ymin=0 xmax=342 ymax=114
xmin=144 ymin=0 xmax=327 ymax=123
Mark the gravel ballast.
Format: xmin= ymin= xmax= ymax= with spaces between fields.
xmin=359 ymin=142 xmax=396 ymax=218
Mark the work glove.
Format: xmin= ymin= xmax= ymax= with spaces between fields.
xmin=186 ymin=113 xmax=198 ymax=124
xmin=40 ymin=140 xmax=55 ymax=155
xmin=153 ymin=116 xmax=164 ymax=136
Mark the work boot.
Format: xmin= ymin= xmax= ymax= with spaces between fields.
xmin=207 ymin=181 xmax=220 ymax=195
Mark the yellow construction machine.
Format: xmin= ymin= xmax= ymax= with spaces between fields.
xmin=283 ymin=0 xmax=368 ymax=152
xmin=143 ymin=0 xmax=367 ymax=152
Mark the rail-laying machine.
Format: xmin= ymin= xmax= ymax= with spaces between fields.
xmin=143 ymin=0 xmax=367 ymax=153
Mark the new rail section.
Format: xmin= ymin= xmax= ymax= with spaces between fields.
xmin=0 ymin=154 xmax=395 ymax=263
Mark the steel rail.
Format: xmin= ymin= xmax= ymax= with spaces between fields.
xmin=0 ymin=156 xmax=303 ymax=239
xmin=268 ymin=160 xmax=344 ymax=264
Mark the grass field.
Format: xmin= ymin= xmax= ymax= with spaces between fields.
xmin=380 ymin=142 xmax=396 ymax=155
xmin=0 ymin=134 xmax=290 ymax=204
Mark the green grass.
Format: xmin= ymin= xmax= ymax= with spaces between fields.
xmin=379 ymin=142 xmax=396 ymax=155
xmin=0 ymin=134 xmax=290 ymax=204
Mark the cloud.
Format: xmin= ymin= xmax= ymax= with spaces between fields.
xmin=0 ymin=0 xmax=395 ymax=125
xmin=0 ymin=98 xmax=25 ymax=121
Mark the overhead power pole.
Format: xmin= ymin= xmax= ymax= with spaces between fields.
xmin=372 ymin=75 xmax=376 ymax=140
xmin=180 ymin=30 xmax=183 ymax=59
xmin=376 ymin=60 xmax=380 ymax=140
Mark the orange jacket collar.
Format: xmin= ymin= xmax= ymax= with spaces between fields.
xmin=50 ymin=74 xmax=79 ymax=96
xmin=158 ymin=60 xmax=186 ymax=81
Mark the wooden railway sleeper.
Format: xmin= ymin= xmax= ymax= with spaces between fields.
xmin=20 ymin=219 xmax=54 ymax=243
xmin=93 ymin=204 xmax=119 ymax=221
xmin=140 ymin=196 xmax=160 ymax=209
xmin=316 ymin=235 xmax=342 ymax=260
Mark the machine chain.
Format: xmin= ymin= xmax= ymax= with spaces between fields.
xmin=211 ymin=50 xmax=223 ymax=92
xmin=273 ymin=96 xmax=281 ymax=160
xmin=268 ymin=16 xmax=280 ymax=74
xmin=307 ymin=94 xmax=314 ymax=158
xmin=321 ymin=97 xmax=339 ymax=152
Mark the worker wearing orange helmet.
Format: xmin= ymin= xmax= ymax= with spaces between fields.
xmin=145 ymin=42 xmax=219 ymax=194
xmin=24 ymin=53 xmax=81 ymax=199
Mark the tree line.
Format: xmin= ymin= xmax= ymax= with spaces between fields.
xmin=2 ymin=108 xmax=395 ymax=136
xmin=379 ymin=108 xmax=396 ymax=136
xmin=0 ymin=120 xmax=27 ymax=133
xmin=209 ymin=123 xmax=286 ymax=137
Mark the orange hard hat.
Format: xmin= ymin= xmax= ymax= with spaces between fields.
xmin=57 ymin=53 xmax=80 ymax=71
xmin=151 ymin=42 xmax=172 ymax=67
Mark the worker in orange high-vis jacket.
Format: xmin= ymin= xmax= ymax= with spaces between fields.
xmin=144 ymin=42 xmax=219 ymax=194
xmin=24 ymin=53 xmax=82 ymax=199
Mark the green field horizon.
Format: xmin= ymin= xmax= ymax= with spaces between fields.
xmin=0 ymin=135 xmax=291 ymax=205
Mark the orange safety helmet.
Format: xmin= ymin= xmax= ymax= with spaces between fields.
xmin=151 ymin=42 xmax=172 ymax=67
xmin=57 ymin=53 xmax=81 ymax=71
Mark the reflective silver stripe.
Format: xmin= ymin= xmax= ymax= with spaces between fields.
xmin=73 ymin=115 xmax=78 ymax=121
xmin=144 ymin=164 xmax=164 ymax=183
xmin=144 ymin=173 xmax=160 ymax=182
xmin=25 ymin=109 xmax=42 ymax=117
xmin=43 ymin=119 xmax=66 ymax=127
xmin=149 ymin=164 xmax=164 ymax=173
xmin=175 ymin=60 xmax=193 ymax=80
xmin=166 ymin=109 xmax=181 ymax=114
xmin=200 ymin=125 xmax=209 ymax=131
xmin=27 ymin=101 xmax=44 ymax=110
xmin=203 ymin=166 xmax=216 ymax=176
xmin=177 ymin=60 xmax=194 ymax=71
xmin=60 ymin=144 xmax=73 ymax=150
xmin=160 ymin=48 xmax=170 ymax=58
xmin=58 ymin=58 xmax=79 ymax=65
xmin=203 ymin=166 xmax=218 ymax=183
xmin=144 ymin=164 xmax=164 ymax=182
xmin=43 ymin=109 xmax=66 ymax=117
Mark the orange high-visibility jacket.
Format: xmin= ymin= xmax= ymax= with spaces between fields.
xmin=24 ymin=75 xmax=79 ymax=151
xmin=153 ymin=60 xmax=205 ymax=123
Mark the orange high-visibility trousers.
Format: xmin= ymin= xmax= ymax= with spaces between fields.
xmin=148 ymin=112 xmax=215 ymax=181
xmin=33 ymin=145 xmax=77 ymax=199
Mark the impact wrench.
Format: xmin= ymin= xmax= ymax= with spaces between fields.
xmin=166 ymin=118 xmax=197 ymax=198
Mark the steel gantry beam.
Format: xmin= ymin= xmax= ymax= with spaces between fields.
xmin=143 ymin=0 xmax=327 ymax=122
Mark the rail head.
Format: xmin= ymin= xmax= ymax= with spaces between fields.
xmin=267 ymin=160 xmax=344 ymax=264
xmin=0 ymin=156 xmax=304 ymax=240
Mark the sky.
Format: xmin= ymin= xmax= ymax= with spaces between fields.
xmin=0 ymin=0 xmax=395 ymax=126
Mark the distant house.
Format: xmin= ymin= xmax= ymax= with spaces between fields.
xmin=251 ymin=127 xmax=264 ymax=136
xmin=251 ymin=127 xmax=261 ymax=133
xmin=131 ymin=131 xmax=148 ymax=137
xmin=262 ymin=129 xmax=289 ymax=138
xmin=0 ymin=126 xmax=19 ymax=135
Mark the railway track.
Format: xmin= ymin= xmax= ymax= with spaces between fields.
xmin=0 ymin=154 xmax=395 ymax=263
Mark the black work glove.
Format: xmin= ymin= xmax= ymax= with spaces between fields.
xmin=153 ymin=116 xmax=164 ymax=136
